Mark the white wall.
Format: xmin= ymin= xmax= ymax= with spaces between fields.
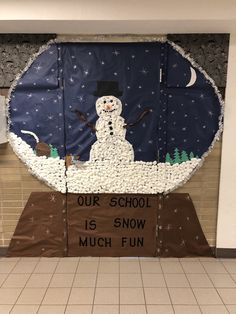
xmin=217 ymin=34 xmax=236 ymax=249
xmin=0 ymin=0 xmax=236 ymax=34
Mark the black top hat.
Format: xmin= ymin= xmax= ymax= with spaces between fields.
xmin=93 ymin=81 xmax=123 ymax=97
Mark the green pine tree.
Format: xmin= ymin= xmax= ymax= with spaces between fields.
xmin=173 ymin=148 xmax=181 ymax=164
xmin=189 ymin=152 xmax=195 ymax=160
xmin=49 ymin=145 xmax=59 ymax=158
xmin=165 ymin=153 xmax=173 ymax=164
xmin=181 ymin=150 xmax=189 ymax=163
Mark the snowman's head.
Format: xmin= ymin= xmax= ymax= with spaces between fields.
xmin=95 ymin=95 xmax=122 ymax=117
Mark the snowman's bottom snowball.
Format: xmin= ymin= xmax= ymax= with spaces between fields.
xmin=89 ymin=138 xmax=134 ymax=162
xmin=66 ymin=159 xmax=201 ymax=194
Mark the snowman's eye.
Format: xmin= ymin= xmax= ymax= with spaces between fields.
xmin=103 ymin=100 xmax=106 ymax=104
xmin=110 ymin=99 xmax=113 ymax=103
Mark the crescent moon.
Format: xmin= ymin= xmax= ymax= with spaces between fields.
xmin=186 ymin=66 xmax=197 ymax=87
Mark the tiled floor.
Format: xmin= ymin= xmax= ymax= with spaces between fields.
xmin=0 ymin=257 xmax=236 ymax=313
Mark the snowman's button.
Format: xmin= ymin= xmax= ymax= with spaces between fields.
xmin=108 ymin=121 xmax=112 ymax=125
xmin=109 ymin=127 xmax=113 ymax=130
xmin=110 ymin=132 xmax=114 ymax=135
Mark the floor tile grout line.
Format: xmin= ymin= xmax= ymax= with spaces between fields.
xmin=219 ymin=259 xmax=236 ymax=285
xmin=35 ymin=258 xmax=61 ymax=314
xmin=138 ymin=258 xmax=148 ymax=314
xmin=64 ymin=257 xmax=81 ymax=314
xmin=199 ymin=260 xmax=231 ymax=313
xmin=0 ymin=257 xmax=23 ymax=313
xmin=9 ymin=257 xmax=42 ymax=313
xmin=91 ymin=257 xmax=100 ymax=314
xmin=178 ymin=258 xmax=203 ymax=313
xmin=118 ymin=257 xmax=120 ymax=314
xmin=0 ymin=257 xmax=21 ymax=288
xmin=159 ymin=259 xmax=175 ymax=313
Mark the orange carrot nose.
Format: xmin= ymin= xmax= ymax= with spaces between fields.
xmin=105 ymin=104 xmax=112 ymax=110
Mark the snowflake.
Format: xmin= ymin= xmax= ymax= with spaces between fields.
xmin=49 ymin=194 xmax=56 ymax=202
xmin=34 ymin=65 xmax=42 ymax=72
xmin=69 ymin=77 xmax=74 ymax=83
xmin=140 ymin=68 xmax=148 ymax=75
xmin=27 ymin=93 xmax=32 ymax=98
xmin=84 ymin=70 xmax=89 ymax=76
xmin=112 ymin=50 xmax=120 ymax=56
xmin=48 ymin=115 xmax=54 ymax=120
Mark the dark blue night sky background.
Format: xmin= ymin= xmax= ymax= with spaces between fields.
xmin=9 ymin=42 xmax=222 ymax=162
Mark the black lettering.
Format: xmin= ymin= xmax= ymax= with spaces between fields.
xmin=79 ymin=237 xmax=87 ymax=247
xmin=137 ymin=237 xmax=144 ymax=247
xmin=137 ymin=219 xmax=146 ymax=229
xmin=118 ymin=197 xmax=125 ymax=207
xmin=109 ymin=197 xmax=117 ymax=207
xmin=146 ymin=198 xmax=151 ymax=208
xmin=121 ymin=237 xmax=127 ymax=247
xmin=113 ymin=218 xmax=121 ymax=228
xmin=130 ymin=219 xmax=136 ymax=229
xmin=85 ymin=219 xmax=96 ymax=230
xmin=132 ymin=198 xmax=138 ymax=208
xmin=122 ymin=218 xmax=129 ymax=229
xmin=78 ymin=196 xmax=84 ymax=206
xmin=94 ymin=196 xmax=100 ymax=206
xmin=139 ymin=198 xmax=145 ymax=208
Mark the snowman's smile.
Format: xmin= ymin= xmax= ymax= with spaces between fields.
xmin=102 ymin=108 xmax=117 ymax=113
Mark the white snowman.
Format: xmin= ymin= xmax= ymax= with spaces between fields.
xmin=89 ymin=81 xmax=134 ymax=163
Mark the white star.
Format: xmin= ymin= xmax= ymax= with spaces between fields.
xmin=131 ymin=55 xmax=135 ymax=59
xmin=112 ymin=50 xmax=120 ymax=56
xmin=145 ymin=49 xmax=149 ymax=53
xmin=171 ymin=137 xmax=175 ymax=141
xmin=101 ymin=61 xmax=105 ymax=65
xmin=127 ymin=86 xmax=131 ymax=89
xmin=49 ymin=194 xmax=56 ymax=202
xmin=184 ymin=114 xmax=188 ymax=117
xmin=172 ymin=63 xmax=178 ymax=68
xmin=148 ymin=140 xmax=153 ymax=144
xmin=140 ymin=68 xmax=148 ymax=75
xmin=73 ymin=65 xmax=77 ymax=69
xmin=200 ymin=93 xmax=204 ymax=99
xmin=81 ymin=84 xmax=85 ymax=88
xmin=26 ymin=111 xmax=29 ymax=115
xmin=71 ymin=55 xmax=75 ymax=59
xmin=137 ymin=104 xmax=142 ymax=108
xmin=53 ymin=99 xmax=57 ymax=103
xmin=34 ymin=65 xmax=42 ymax=72
xmin=68 ymin=125 xmax=72 ymax=129
xmin=48 ymin=115 xmax=53 ymax=120
xmin=84 ymin=70 xmax=89 ymax=76
xmin=51 ymin=68 xmax=55 ymax=72
xmin=88 ymin=52 xmax=92 ymax=55
xmin=41 ymin=97 xmax=45 ymax=101
xmin=78 ymin=96 xmax=83 ymax=102
xmin=203 ymin=125 xmax=206 ymax=129
xmin=69 ymin=77 xmax=74 ymax=83
xmin=13 ymin=108 xmax=17 ymax=112
xmin=138 ymin=85 xmax=142 ymax=89
xmin=208 ymin=111 xmax=213 ymax=116
xmin=142 ymin=123 xmax=146 ymax=127
xmin=182 ymin=127 xmax=187 ymax=131
xmin=49 ymin=133 xmax=53 ymax=136
xmin=35 ymin=108 xmax=39 ymax=112
xmin=114 ymin=72 xmax=118 ymax=76
xmin=59 ymin=113 xmax=63 ymax=117
xmin=27 ymin=93 xmax=32 ymax=98
xmin=171 ymin=111 xmax=175 ymax=114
